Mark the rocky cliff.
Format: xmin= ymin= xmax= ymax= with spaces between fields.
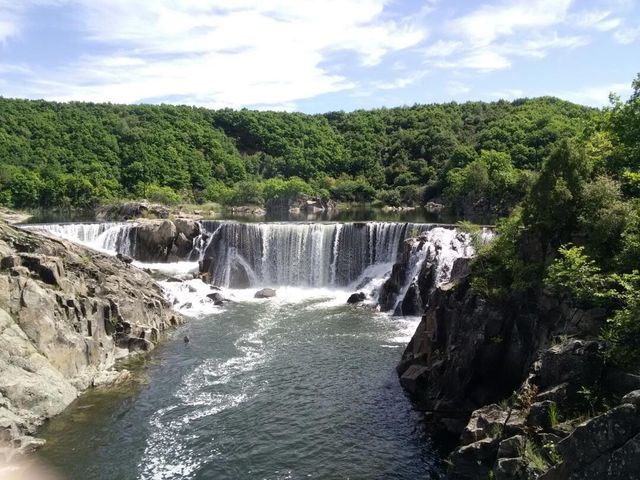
xmin=0 ymin=220 xmax=182 ymax=460
xmin=398 ymin=267 xmax=640 ymax=479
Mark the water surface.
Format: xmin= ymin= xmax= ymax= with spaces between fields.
xmin=37 ymin=290 xmax=441 ymax=480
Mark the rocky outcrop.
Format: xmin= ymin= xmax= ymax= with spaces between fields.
xmin=0 ymin=221 xmax=181 ymax=459
xmin=127 ymin=218 xmax=200 ymax=262
xmin=395 ymin=255 xmax=640 ymax=479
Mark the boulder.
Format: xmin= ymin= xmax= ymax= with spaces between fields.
xmin=347 ymin=292 xmax=366 ymax=304
xmin=254 ymin=288 xmax=276 ymax=299
xmin=527 ymin=400 xmax=556 ymax=430
xmin=494 ymin=457 xmax=536 ymax=480
xmin=448 ymin=437 xmax=499 ymax=480
xmin=497 ymin=435 xmax=525 ymax=458
xmin=207 ymin=292 xmax=226 ymax=303
xmin=540 ymin=404 xmax=640 ymax=480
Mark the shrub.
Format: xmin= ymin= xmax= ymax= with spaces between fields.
xmin=145 ymin=184 xmax=182 ymax=205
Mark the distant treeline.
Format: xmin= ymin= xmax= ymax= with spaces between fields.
xmin=0 ymin=95 xmax=597 ymax=212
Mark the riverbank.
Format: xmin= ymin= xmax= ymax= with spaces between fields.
xmin=0 ymin=219 xmax=183 ymax=462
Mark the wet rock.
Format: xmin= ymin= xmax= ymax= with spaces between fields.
xmin=347 ymin=292 xmax=366 ymax=304
xmin=254 ymin=288 xmax=276 ymax=299
xmin=207 ymin=292 xmax=226 ymax=303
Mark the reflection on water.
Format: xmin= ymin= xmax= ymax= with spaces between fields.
xmin=23 ymin=205 xmax=458 ymax=225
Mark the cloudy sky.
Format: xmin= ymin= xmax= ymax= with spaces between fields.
xmin=0 ymin=0 xmax=638 ymax=112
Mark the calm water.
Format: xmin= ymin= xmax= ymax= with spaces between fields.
xmin=23 ymin=206 xmax=456 ymax=225
xmin=37 ymin=290 xmax=440 ymax=480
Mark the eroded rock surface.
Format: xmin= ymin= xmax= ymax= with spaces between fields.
xmin=0 ymin=221 xmax=181 ymax=459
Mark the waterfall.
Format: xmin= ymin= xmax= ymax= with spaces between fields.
xmin=23 ymin=219 xmax=489 ymax=316
xmin=24 ymin=223 xmax=137 ymax=256
xmin=198 ymin=222 xmax=435 ymax=288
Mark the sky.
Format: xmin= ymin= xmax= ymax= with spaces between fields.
xmin=0 ymin=0 xmax=638 ymax=113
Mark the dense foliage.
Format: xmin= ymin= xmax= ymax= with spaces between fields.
xmin=471 ymin=74 xmax=640 ymax=369
xmin=0 ymin=96 xmax=594 ymax=211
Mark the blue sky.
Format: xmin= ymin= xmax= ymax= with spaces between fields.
xmin=0 ymin=0 xmax=638 ymax=113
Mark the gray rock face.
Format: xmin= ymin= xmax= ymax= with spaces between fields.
xmin=540 ymin=404 xmax=640 ymax=480
xmin=0 ymin=221 xmax=181 ymax=456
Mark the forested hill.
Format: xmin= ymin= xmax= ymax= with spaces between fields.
xmin=0 ymin=96 xmax=596 ymax=211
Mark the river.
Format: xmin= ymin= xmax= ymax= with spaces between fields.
xmin=24 ymin=218 xmax=478 ymax=479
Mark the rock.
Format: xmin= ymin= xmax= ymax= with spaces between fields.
xmin=536 ymin=383 xmax=569 ymax=407
xmin=540 ymin=404 xmax=640 ymax=480
xmin=173 ymin=218 xmax=200 ymax=239
xmin=347 ymin=292 xmax=366 ymax=304
xmin=0 ymin=221 xmax=181 ymax=454
xmin=254 ymin=288 xmax=276 ymax=299
xmin=207 ymin=292 xmax=226 ymax=303
xmin=527 ymin=400 xmax=556 ymax=430
xmin=128 ymin=337 xmax=154 ymax=353
xmin=166 ymin=276 xmax=183 ymax=283
xmin=449 ymin=256 xmax=472 ymax=283
xmin=537 ymin=339 xmax=604 ymax=400
xmin=187 ymin=285 xmax=197 ymax=293
xmin=494 ymin=457 xmax=536 ymax=480
xmin=180 ymin=302 xmax=193 ymax=309
xmin=497 ymin=435 xmax=525 ymax=458
xmin=116 ymin=252 xmax=134 ymax=265
xmin=399 ymin=364 xmax=429 ymax=394
xmin=621 ymin=389 xmax=640 ymax=407
xmin=604 ymin=368 xmax=640 ymax=397
xmin=448 ymin=437 xmax=499 ymax=479
xmin=460 ymin=404 xmax=525 ymax=445
xmin=132 ymin=220 xmax=177 ymax=262
xmin=425 ymin=201 xmax=445 ymax=213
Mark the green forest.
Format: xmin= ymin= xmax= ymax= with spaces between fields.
xmin=468 ymin=74 xmax=640 ymax=371
xmin=0 ymin=91 xmax=598 ymax=215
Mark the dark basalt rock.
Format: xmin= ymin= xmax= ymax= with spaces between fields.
xmin=347 ymin=292 xmax=366 ymax=304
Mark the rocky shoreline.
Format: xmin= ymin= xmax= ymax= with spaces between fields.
xmin=0 ymin=219 xmax=183 ymax=460
xmin=397 ymin=262 xmax=640 ymax=479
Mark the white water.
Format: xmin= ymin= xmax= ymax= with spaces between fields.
xmin=24 ymin=222 xmax=137 ymax=256
xmin=24 ymin=220 xmax=486 ymax=317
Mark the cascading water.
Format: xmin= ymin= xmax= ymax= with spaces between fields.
xmin=24 ymin=222 xmax=137 ymax=256
xmin=198 ymin=221 xmax=418 ymax=288
xmin=29 ymin=218 xmax=491 ymax=479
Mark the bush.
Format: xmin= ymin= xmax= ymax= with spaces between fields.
xmin=377 ymin=189 xmax=401 ymax=207
xmin=331 ymin=176 xmax=375 ymax=202
xmin=145 ymin=184 xmax=182 ymax=205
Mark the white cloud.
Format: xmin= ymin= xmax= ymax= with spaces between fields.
xmin=1 ymin=0 xmax=426 ymax=107
xmin=452 ymin=0 xmax=573 ymax=48
xmin=446 ymin=81 xmax=470 ymax=95
xmin=574 ymin=10 xmax=622 ymax=31
xmin=374 ymin=72 xmax=426 ymax=90
xmin=560 ymin=82 xmax=632 ymax=106
xmin=426 ymin=0 xmax=582 ymax=72
xmin=490 ymin=88 xmax=524 ymax=99
xmin=434 ymin=49 xmax=511 ymax=72
xmin=613 ymin=25 xmax=640 ymax=44
xmin=424 ymin=40 xmax=462 ymax=58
